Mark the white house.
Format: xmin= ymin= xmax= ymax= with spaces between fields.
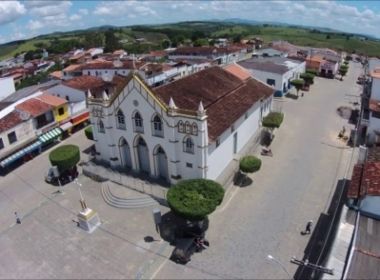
xmin=364 ymin=69 xmax=380 ymax=145
xmin=238 ymin=57 xmax=306 ymax=96
xmin=0 ymin=77 xmax=15 ymax=101
xmin=87 ymin=65 xmax=274 ymax=184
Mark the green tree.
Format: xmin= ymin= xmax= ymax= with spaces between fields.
xmin=84 ymin=126 xmax=94 ymax=140
xmin=326 ymin=34 xmax=331 ymax=39
xmin=262 ymin=112 xmax=284 ymax=140
xmin=193 ymin=38 xmax=208 ymax=47
xmin=290 ymin=79 xmax=305 ymax=96
xmin=104 ymin=30 xmax=121 ymax=53
xmin=300 ymin=72 xmax=315 ymax=85
xmin=239 ymin=156 xmax=262 ymax=185
xmin=167 ymin=179 xmax=224 ymax=221
xmin=339 ymin=65 xmax=348 ymax=80
xmin=49 ymin=145 xmax=80 ymax=172
xmin=161 ymin=39 xmax=171 ymax=49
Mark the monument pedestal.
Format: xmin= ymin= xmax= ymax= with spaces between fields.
xmin=77 ymin=208 xmax=100 ymax=233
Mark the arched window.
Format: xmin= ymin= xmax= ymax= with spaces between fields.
xmin=178 ymin=121 xmax=184 ymax=133
xmin=133 ymin=111 xmax=144 ymax=133
xmin=152 ymin=114 xmax=163 ymax=137
xmin=98 ymin=119 xmax=105 ymax=133
xmin=116 ymin=109 xmax=126 ymax=130
xmin=183 ymin=136 xmax=194 ymax=154
xmin=185 ymin=121 xmax=191 ymax=134
xmin=192 ymin=122 xmax=198 ymax=135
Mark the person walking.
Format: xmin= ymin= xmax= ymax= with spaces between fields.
xmin=305 ymin=220 xmax=313 ymax=234
xmin=15 ymin=212 xmax=21 ymax=224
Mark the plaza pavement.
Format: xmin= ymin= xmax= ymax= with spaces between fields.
xmin=0 ymin=131 xmax=171 ymax=279
xmin=152 ymin=61 xmax=364 ymax=279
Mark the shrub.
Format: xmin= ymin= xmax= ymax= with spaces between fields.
xmin=344 ymin=60 xmax=349 ymax=65
xmin=262 ymin=112 xmax=284 ymax=129
xmin=300 ymin=72 xmax=315 ymax=85
xmin=239 ymin=156 xmax=262 ymax=173
xmin=290 ymin=79 xmax=304 ymax=94
xmin=84 ymin=126 xmax=94 ymax=140
xmin=49 ymin=145 xmax=80 ymax=172
xmin=167 ymin=179 xmax=225 ymax=221
xmin=306 ymin=69 xmax=318 ymax=76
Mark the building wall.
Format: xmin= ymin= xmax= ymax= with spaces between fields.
xmin=0 ymin=77 xmax=15 ymax=101
xmin=48 ymin=85 xmax=86 ymax=103
xmin=0 ymin=119 xmax=35 ymax=159
xmin=89 ymin=78 xmax=206 ymax=184
xmin=82 ymin=68 xmax=132 ymax=78
xmin=367 ymin=112 xmax=380 ymax=144
xmin=371 ymin=78 xmax=380 ymax=100
xmin=52 ymin=103 xmax=70 ymax=123
xmin=247 ymin=69 xmax=283 ymax=91
xmin=207 ymin=95 xmax=272 ymax=180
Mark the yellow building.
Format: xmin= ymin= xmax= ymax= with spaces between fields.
xmin=36 ymin=94 xmax=70 ymax=123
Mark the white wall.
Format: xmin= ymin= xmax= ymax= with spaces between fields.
xmin=90 ymin=77 xmax=206 ymax=183
xmin=0 ymin=119 xmax=35 ymax=159
xmin=367 ymin=112 xmax=380 ymax=144
xmin=371 ymin=78 xmax=380 ymax=100
xmin=82 ymin=68 xmax=132 ymax=78
xmin=48 ymin=84 xmax=86 ymax=103
xmin=248 ymin=69 xmax=283 ymax=91
xmin=0 ymin=77 xmax=15 ymax=101
xmin=207 ymin=95 xmax=272 ymax=180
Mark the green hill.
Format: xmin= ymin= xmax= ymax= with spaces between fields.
xmin=0 ymin=21 xmax=379 ymax=60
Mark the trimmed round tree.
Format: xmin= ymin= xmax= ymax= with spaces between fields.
xmin=49 ymin=145 xmax=80 ymax=172
xmin=300 ymin=72 xmax=315 ymax=85
xmin=290 ymin=79 xmax=304 ymax=96
xmin=306 ymin=69 xmax=318 ymax=76
xmin=84 ymin=126 xmax=94 ymax=140
xmin=167 ymin=179 xmax=225 ymax=221
xmin=339 ymin=65 xmax=348 ymax=81
xmin=239 ymin=156 xmax=262 ymax=186
xmin=262 ymin=112 xmax=284 ymax=140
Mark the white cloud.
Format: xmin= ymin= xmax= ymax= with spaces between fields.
xmin=70 ymin=14 xmax=81 ymax=21
xmin=78 ymin=8 xmax=88 ymax=15
xmin=28 ymin=1 xmax=72 ymax=17
xmin=28 ymin=19 xmax=44 ymax=30
xmin=93 ymin=1 xmax=157 ymax=18
xmin=0 ymin=1 xmax=25 ymax=25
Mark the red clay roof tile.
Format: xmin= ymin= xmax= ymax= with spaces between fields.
xmin=0 ymin=111 xmax=23 ymax=133
xmin=15 ymin=98 xmax=53 ymax=117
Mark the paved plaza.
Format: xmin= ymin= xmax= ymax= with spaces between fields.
xmin=0 ymin=62 xmax=363 ymax=279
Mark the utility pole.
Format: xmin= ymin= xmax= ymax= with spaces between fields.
xmin=291 ymin=257 xmax=334 ymax=276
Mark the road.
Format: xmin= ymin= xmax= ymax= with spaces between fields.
xmin=154 ymin=62 xmax=363 ymax=279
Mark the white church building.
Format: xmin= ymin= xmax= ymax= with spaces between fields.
xmin=87 ymin=64 xmax=274 ymax=184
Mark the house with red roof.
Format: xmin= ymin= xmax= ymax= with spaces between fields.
xmin=87 ymin=66 xmax=274 ymax=184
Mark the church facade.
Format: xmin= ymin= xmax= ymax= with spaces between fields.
xmin=87 ymin=65 xmax=274 ymax=184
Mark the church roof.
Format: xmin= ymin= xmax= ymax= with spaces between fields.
xmin=155 ymin=66 xmax=274 ymax=141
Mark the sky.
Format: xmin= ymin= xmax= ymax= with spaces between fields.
xmin=0 ymin=0 xmax=380 ymax=44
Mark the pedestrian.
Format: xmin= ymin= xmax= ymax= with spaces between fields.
xmin=301 ymin=92 xmax=304 ymax=97
xmin=305 ymin=220 xmax=313 ymax=234
xmin=14 ymin=212 xmax=21 ymax=224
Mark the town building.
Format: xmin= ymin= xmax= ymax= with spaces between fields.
xmin=88 ymin=65 xmax=274 ymax=184
xmin=238 ymin=56 xmax=306 ymax=96
xmin=0 ymin=77 xmax=15 ymax=101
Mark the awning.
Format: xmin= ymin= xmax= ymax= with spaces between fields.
xmin=71 ymin=111 xmax=89 ymax=126
xmin=38 ymin=127 xmax=63 ymax=144
xmin=60 ymin=122 xmax=74 ymax=131
xmin=0 ymin=140 xmax=42 ymax=168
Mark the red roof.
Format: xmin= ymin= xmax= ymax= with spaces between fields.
xmin=348 ymin=162 xmax=380 ymax=199
xmin=0 ymin=111 xmax=23 ymax=133
xmin=63 ymin=75 xmax=128 ymax=98
xmin=224 ymin=63 xmax=251 ymax=81
xmin=15 ymin=98 xmax=53 ymax=117
xmin=154 ymin=66 xmax=274 ymax=140
xmin=37 ymin=94 xmax=67 ymax=107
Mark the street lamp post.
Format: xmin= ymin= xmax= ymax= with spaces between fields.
xmin=267 ymin=254 xmax=293 ymax=279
